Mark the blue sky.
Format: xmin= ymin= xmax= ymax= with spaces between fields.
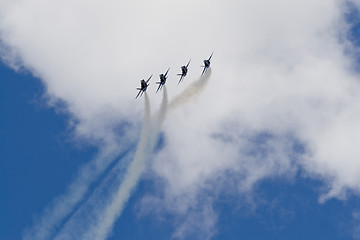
xmin=3 ymin=1 xmax=360 ymax=240
xmin=0 ymin=62 xmax=94 ymax=239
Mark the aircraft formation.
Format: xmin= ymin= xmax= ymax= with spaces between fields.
xmin=135 ymin=52 xmax=213 ymax=98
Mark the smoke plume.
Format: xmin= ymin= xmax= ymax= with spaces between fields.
xmin=87 ymin=93 xmax=152 ymax=240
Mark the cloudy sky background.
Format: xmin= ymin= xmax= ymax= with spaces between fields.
xmin=3 ymin=0 xmax=360 ymax=239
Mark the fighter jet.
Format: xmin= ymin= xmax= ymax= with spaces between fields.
xmin=201 ymin=52 xmax=213 ymax=76
xmin=156 ymin=68 xmax=170 ymax=93
xmin=177 ymin=59 xmax=191 ymax=84
xmin=135 ymin=74 xmax=152 ymax=98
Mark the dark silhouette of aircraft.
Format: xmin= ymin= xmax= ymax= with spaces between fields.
xmin=156 ymin=68 xmax=170 ymax=93
xmin=201 ymin=52 xmax=213 ymax=76
xmin=135 ymin=74 xmax=152 ymax=98
xmin=177 ymin=59 xmax=191 ymax=84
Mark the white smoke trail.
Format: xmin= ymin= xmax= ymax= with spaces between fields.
xmin=52 ymin=149 xmax=136 ymax=240
xmin=147 ymin=86 xmax=168 ymax=151
xmin=156 ymin=85 xmax=169 ymax=128
xmin=169 ymin=69 xmax=212 ymax=109
xmin=22 ymin=137 xmax=136 ymax=240
xmin=84 ymin=93 xmax=152 ymax=240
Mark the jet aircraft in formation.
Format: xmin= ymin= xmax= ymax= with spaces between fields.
xmin=135 ymin=74 xmax=152 ymax=99
xmin=177 ymin=59 xmax=191 ymax=84
xmin=201 ymin=52 xmax=213 ymax=76
xmin=136 ymin=53 xmax=212 ymax=98
xmin=156 ymin=68 xmax=170 ymax=93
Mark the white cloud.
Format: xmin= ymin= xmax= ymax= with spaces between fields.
xmin=3 ymin=0 xmax=360 ymax=238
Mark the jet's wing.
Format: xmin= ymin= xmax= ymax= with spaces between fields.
xmin=146 ymin=74 xmax=153 ymax=84
xmin=186 ymin=59 xmax=191 ymax=68
xmin=164 ymin=68 xmax=170 ymax=77
xmin=178 ymin=75 xmax=184 ymax=84
xmin=135 ymin=89 xmax=142 ymax=99
xmin=156 ymin=83 xmax=162 ymax=93
xmin=201 ymin=66 xmax=207 ymax=76
xmin=208 ymin=52 xmax=213 ymax=61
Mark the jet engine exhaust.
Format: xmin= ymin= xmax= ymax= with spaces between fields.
xmin=89 ymin=93 xmax=152 ymax=240
xmin=169 ymin=68 xmax=211 ymax=109
xmin=148 ymin=85 xmax=168 ymax=151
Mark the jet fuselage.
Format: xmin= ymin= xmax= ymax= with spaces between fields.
xmin=181 ymin=66 xmax=188 ymax=76
xmin=159 ymin=74 xmax=167 ymax=84
xmin=141 ymin=80 xmax=148 ymax=90
xmin=204 ymin=59 xmax=210 ymax=68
